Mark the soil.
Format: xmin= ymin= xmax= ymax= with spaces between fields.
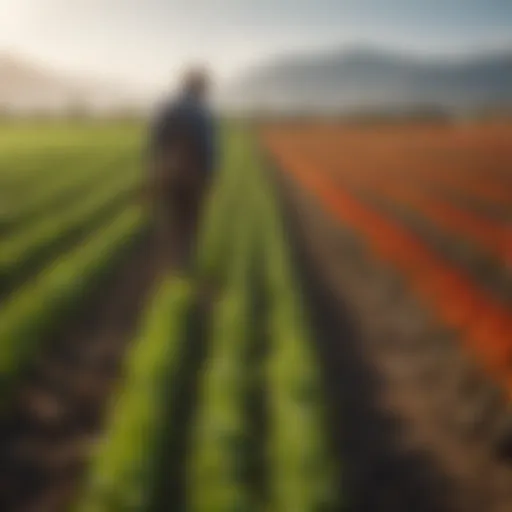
xmin=274 ymin=165 xmax=512 ymax=512
xmin=0 ymin=234 xmax=163 ymax=512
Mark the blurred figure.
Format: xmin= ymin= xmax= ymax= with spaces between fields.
xmin=147 ymin=67 xmax=216 ymax=272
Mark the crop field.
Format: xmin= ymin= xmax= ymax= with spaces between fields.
xmin=263 ymin=121 xmax=512 ymax=511
xmin=0 ymin=120 xmax=510 ymax=512
xmin=0 ymin=122 xmax=336 ymax=512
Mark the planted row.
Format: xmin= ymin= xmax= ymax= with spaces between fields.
xmin=76 ymin=127 xmax=340 ymax=511
xmin=269 ymin=141 xmax=512 ymax=399
xmin=76 ymin=279 xmax=193 ymax=512
xmin=0 ymin=149 xmax=137 ymax=234
xmin=191 ymin=131 xmax=339 ymax=510
xmin=0 ymin=206 xmax=146 ymax=406
xmin=189 ymin=198 xmax=258 ymax=511
xmin=0 ymin=164 xmax=140 ymax=293
xmin=250 ymin=142 xmax=339 ymax=511
xmin=76 ymin=130 xmax=252 ymax=512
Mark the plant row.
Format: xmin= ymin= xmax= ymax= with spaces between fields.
xmin=0 ymin=149 xmax=137 ymax=234
xmin=76 ymin=278 xmax=193 ymax=512
xmin=268 ymin=141 xmax=512 ymax=400
xmin=77 ymin=127 xmax=339 ymax=511
xmin=0 ymin=163 xmax=141 ymax=293
xmin=0 ymin=206 xmax=146 ymax=407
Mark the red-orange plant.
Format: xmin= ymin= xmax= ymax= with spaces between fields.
xmin=265 ymin=134 xmax=512 ymax=396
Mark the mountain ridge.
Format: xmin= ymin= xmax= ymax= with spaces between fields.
xmin=2 ymin=46 xmax=512 ymax=115
xmin=223 ymin=45 xmax=512 ymax=113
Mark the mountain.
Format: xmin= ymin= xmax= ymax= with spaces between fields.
xmin=223 ymin=46 xmax=512 ymax=114
xmin=0 ymin=53 xmax=143 ymax=115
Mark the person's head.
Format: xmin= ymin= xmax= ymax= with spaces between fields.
xmin=180 ymin=67 xmax=210 ymax=100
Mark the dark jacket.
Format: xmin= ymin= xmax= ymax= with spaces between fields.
xmin=149 ymin=93 xmax=216 ymax=176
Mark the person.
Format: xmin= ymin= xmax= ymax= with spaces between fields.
xmin=147 ymin=68 xmax=216 ymax=272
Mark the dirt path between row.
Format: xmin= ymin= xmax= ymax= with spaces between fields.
xmin=0 ymin=235 xmax=162 ymax=512
xmin=274 ymin=167 xmax=512 ymax=512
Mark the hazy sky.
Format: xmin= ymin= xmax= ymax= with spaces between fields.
xmin=0 ymin=0 xmax=511 ymax=92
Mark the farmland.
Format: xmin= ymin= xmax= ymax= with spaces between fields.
xmin=0 ymin=120 xmax=511 ymax=512
xmin=0 ymin=123 xmax=337 ymax=511
xmin=263 ymin=121 xmax=512 ymax=511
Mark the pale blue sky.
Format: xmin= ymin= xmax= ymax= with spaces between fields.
xmin=0 ymin=0 xmax=511 ymax=92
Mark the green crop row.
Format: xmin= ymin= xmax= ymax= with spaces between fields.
xmin=188 ymin=192 xmax=258 ymax=511
xmin=75 ymin=127 xmax=255 ymax=512
xmin=250 ymin=141 xmax=340 ymax=511
xmin=0 ymin=163 xmax=140 ymax=293
xmin=0 ymin=121 xmax=142 ymax=155
xmin=196 ymin=128 xmax=247 ymax=283
xmin=0 ymin=147 xmax=96 ymax=192
xmin=0 ymin=144 xmax=119 ymax=186
xmin=74 ymin=126 xmax=339 ymax=511
xmin=0 ymin=206 xmax=146 ymax=406
xmin=76 ymin=278 xmax=193 ymax=512
xmin=0 ymin=148 xmax=138 ymax=233
xmin=190 ymin=130 xmax=339 ymax=510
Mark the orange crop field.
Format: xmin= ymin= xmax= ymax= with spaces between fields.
xmin=262 ymin=121 xmax=512 ymax=510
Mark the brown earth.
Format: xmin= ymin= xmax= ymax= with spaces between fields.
xmin=273 ymin=164 xmax=512 ymax=512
